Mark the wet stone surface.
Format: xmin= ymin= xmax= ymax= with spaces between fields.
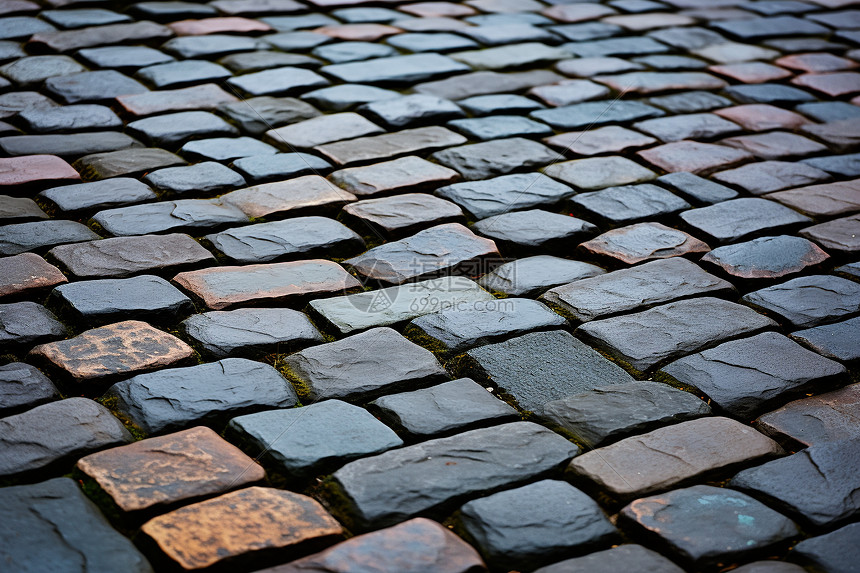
xmin=0 ymin=301 xmax=66 ymax=351
xmin=471 ymin=209 xmax=597 ymax=254
xmin=369 ymin=378 xmax=519 ymax=439
xmin=619 ymin=485 xmax=799 ymax=569
xmin=456 ymin=479 xmax=617 ymax=571
xmin=104 ymin=358 xmax=297 ymax=435
xmin=454 ymin=329 xmax=635 ymax=413
xmin=0 ymin=362 xmax=59 ymax=416
xmin=0 ymin=478 xmax=153 ymax=572
xmin=756 ymin=383 xmax=860 ymax=448
xmin=742 ymin=275 xmax=860 ymax=328
xmin=701 ymin=236 xmax=829 ymax=281
xmin=226 ymin=399 xmax=402 ymax=482
xmin=435 ymin=172 xmax=574 ymax=219
xmin=542 ymin=381 xmax=711 ymax=448
xmin=660 ymin=332 xmax=847 ymax=420
xmin=342 ymin=193 xmax=463 ymax=237
xmin=580 ymin=222 xmax=710 ymax=265
xmin=680 ymin=198 xmax=813 ymax=244
xmin=533 ymin=544 xmax=685 ymax=573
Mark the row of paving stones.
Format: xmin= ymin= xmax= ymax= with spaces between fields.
xmin=2 ymin=0 xmax=860 ymax=572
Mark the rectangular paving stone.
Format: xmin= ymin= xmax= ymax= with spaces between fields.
xmin=221 ymin=175 xmax=356 ymax=219
xmin=0 ymin=154 xmax=80 ymax=188
xmin=680 ymin=198 xmax=813 ymax=244
xmin=532 ymin=100 xmax=665 ymax=130
xmin=126 ymin=111 xmax=238 ymax=148
xmin=543 ymin=156 xmax=656 ymax=190
xmin=431 ymin=137 xmax=557 ymax=181
xmin=657 ymin=171 xmax=739 ymax=204
xmin=714 ymin=162 xmax=831 ymax=196
xmin=0 ymin=478 xmax=152 ymax=573
xmin=206 ymin=216 xmax=363 ymax=263
xmin=454 ymin=329 xmax=635 ymax=413
xmin=29 ymin=320 xmax=194 ymax=384
xmin=0 ymin=301 xmax=66 ymax=351
xmin=266 ymin=518 xmax=486 ymax=573
xmin=633 ymin=112 xmax=741 ymax=143
xmin=742 ymin=275 xmax=860 ymax=328
xmin=0 ymin=362 xmax=59 ymax=417
xmin=136 ymin=60 xmax=232 ymax=90
xmin=45 ymin=70 xmax=148 ymax=105
xmin=17 ymin=104 xmax=122 ymax=133
xmin=283 ymin=326 xmax=448 ymax=402
xmin=341 ymin=192 xmax=464 ymax=238
xmin=77 ymin=426 xmax=265 ymax=514
xmin=369 ymin=378 xmax=519 ymax=439
xmin=435 ymin=172 xmax=575 ymax=219
xmin=92 ymin=198 xmax=249 ymax=237
xmin=791 ymin=316 xmax=860 ymax=362
xmin=618 ymin=484 xmax=799 ymax=570
xmin=329 ymin=155 xmax=460 ymax=197
xmin=344 ymin=222 xmax=499 ymax=285
xmin=328 ymin=421 xmax=578 ymax=531
xmin=404 ymin=297 xmax=566 ymax=357
xmin=219 ymin=96 xmax=321 ymax=137
xmin=0 ymin=194 xmax=46 ymax=223
xmin=233 ymin=153 xmax=332 ymax=183
xmin=792 ymin=522 xmax=860 ymax=573
xmin=227 ymin=66 xmax=330 ymax=97
xmin=48 ymin=233 xmax=215 ymax=279
xmin=765 ymin=180 xmax=860 ymax=218
xmin=28 ymin=21 xmax=173 ymax=52
xmin=173 ymin=259 xmax=360 ymax=310
xmin=638 ymin=140 xmax=754 ymax=175
xmin=0 ymin=397 xmax=131 ymax=478
xmin=0 ymin=220 xmax=99 ymax=255
xmin=542 ymin=381 xmax=710 ymax=448
xmin=570 ymin=183 xmax=690 ymax=225
xmin=569 ymin=416 xmax=782 ymax=501
xmin=144 ymin=162 xmax=246 ymax=196
xmin=309 ymin=276 xmax=496 ymax=335
xmin=226 ymin=399 xmax=402 ymax=482
xmin=595 ymin=71 xmax=727 ymax=94
xmin=314 ymin=126 xmax=466 ymax=166
xmin=0 ymin=132 xmax=143 ymax=159
xmin=756 ymin=383 xmax=860 ymax=448
xmin=660 ymin=332 xmax=847 ymax=420
xmin=700 ymin=235 xmax=829 ymax=282
xmin=541 ymin=258 xmax=733 ymax=323
xmin=264 ymin=111 xmax=383 ymax=150
xmin=800 ymin=214 xmax=860 ymax=254
xmin=415 ymin=69 xmax=565 ymax=100
xmin=103 ymin=358 xmax=298 ymax=435
xmin=0 ymin=253 xmax=67 ymax=298
xmin=579 ymin=222 xmax=709 ymax=266
xmin=116 ymin=83 xmax=238 ymax=116
xmin=577 ymin=297 xmax=778 ymax=373
xmin=451 ymin=42 xmax=570 ymax=71
xmin=731 ymin=439 xmax=860 ymax=529
xmin=74 ymin=148 xmax=186 ymax=180
xmin=321 ymin=53 xmax=469 ymax=84
xmin=49 ymin=275 xmax=194 ymax=327
xmin=543 ymin=125 xmax=657 ymax=156
xmin=478 ymin=255 xmax=605 ymax=298
xmin=140 ymin=487 xmax=343 ymax=571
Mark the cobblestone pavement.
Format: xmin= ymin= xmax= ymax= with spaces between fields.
xmin=1 ymin=0 xmax=860 ymax=571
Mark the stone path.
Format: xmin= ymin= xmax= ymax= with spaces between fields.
xmin=0 ymin=0 xmax=859 ymax=571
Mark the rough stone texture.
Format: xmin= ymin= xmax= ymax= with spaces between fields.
xmin=29 ymin=320 xmax=194 ymax=383
xmin=0 ymin=219 xmax=99 ymax=256
xmin=430 ymin=137 xmax=557 ymax=181
xmin=140 ymin=487 xmax=343 ymax=571
xmin=577 ymin=297 xmax=777 ymax=373
xmin=0 ymin=154 xmax=80 ymax=187
xmin=435 ymin=173 xmax=574 ymax=219
xmin=182 ymin=307 xmax=322 ymax=358
xmin=328 ymin=155 xmax=460 ymax=196
xmin=40 ymin=178 xmax=157 ymax=213
xmin=454 ymin=329 xmax=635 ymax=413
xmin=619 ymin=485 xmax=799 ymax=568
xmin=568 ymin=417 xmax=783 ymax=500
xmin=0 ymin=253 xmax=67 ymax=298
xmin=579 ymin=222 xmax=710 ymax=265
xmin=226 ymin=399 xmax=402 ymax=481
xmin=49 ymin=234 xmax=215 ymax=279
xmin=544 ymin=156 xmax=657 ymax=190
xmin=0 ymin=397 xmax=132 ymax=478
xmin=731 ymin=439 xmax=860 ymax=529
xmin=0 ymin=362 xmax=58 ymax=416
xmin=478 ymin=255 xmax=604 ymax=297
xmin=756 ymin=383 xmax=860 ymax=447
xmin=714 ymin=162 xmax=830 ymax=196
xmin=369 ymin=378 xmax=518 ymax=439
xmin=103 ymin=358 xmax=298 ymax=434
xmin=792 ymin=523 xmax=860 ymax=573
xmin=342 ymin=193 xmax=463 ymax=237
xmin=173 ymin=260 xmax=361 ymax=310
xmin=0 ymin=478 xmax=153 ymax=573
xmin=92 ymin=198 xmax=249 ymax=237
xmin=660 ymin=332 xmax=847 ymax=420
xmin=329 ymin=421 xmax=578 ymax=531
xmin=309 ymin=276 xmax=496 ymax=335
xmin=77 ymin=426 xmax=265 ymax=513
xmin=405 ymin=297 xmax=566 ymax=356
xmin=0 ymin=301 xmax=66 ymax=350
xmin=74 ymin=148 xmax=186 ymax=180
xmin=542 ymin=381 xmax=711 ymax=448
xmin=540 ymin=258 xmax=734 ymax=323
xmin=457 ymin=480 xmax=617 ymax=571
xmin=766 ymin=180 xmax=860 ymax=218
xmin=345 ymin=223 xmax=499 ymax=285
xmin=800 ymin=214 xmax=860 ymax=254
xmin=283 ymin=327 xmax=448 ymax=402
xmin=680 ymin=198 xmax=812 ymax=244
xmin=221 ymin=175 xmax=356 ymax=219
xmin=701 ymin=236 xmax=829 ymax=281
xmin=742 ymin=275 xmax=860 ymax=328
xmin=258 ymin=518 xmax=487 ymax=573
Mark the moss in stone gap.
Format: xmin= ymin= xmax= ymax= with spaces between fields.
xmin=96 ymin=393 xmax=147 ymax=441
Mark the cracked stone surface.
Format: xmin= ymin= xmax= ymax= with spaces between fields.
xmin=3 ymin=0 xmax=860 ymax=570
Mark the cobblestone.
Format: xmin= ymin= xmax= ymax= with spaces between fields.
xmin=3 ymin=0 xmax=860 ymax=570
